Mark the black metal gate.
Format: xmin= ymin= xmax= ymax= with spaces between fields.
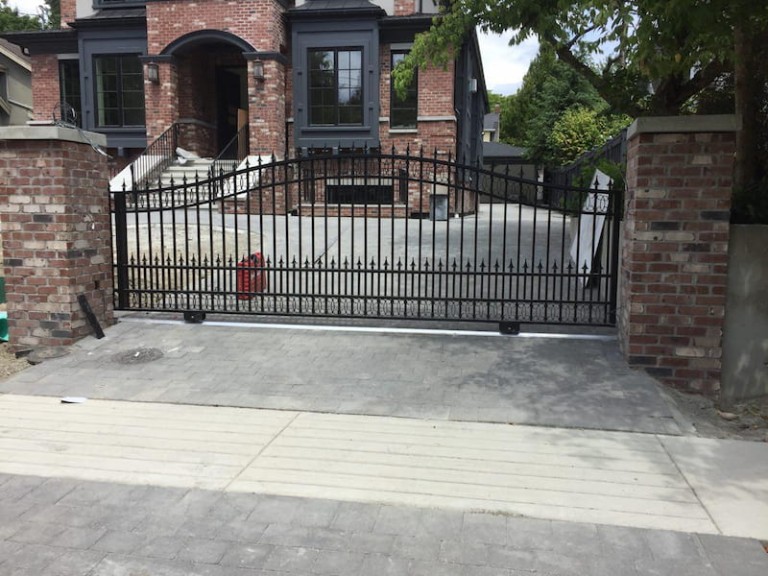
xmin=111 ymin=148 xmax=622 ymax=328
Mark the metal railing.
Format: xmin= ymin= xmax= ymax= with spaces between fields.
xmin=209 ymin=124 xmax=250 ymax=198
xmin=130 ymin=123 xmax=181 ymax=190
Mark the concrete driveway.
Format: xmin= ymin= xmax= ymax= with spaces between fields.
xmin=0 ymin=314 xmax=678 ymax=435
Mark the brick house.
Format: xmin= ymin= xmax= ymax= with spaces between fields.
xmin=3 ymin=0 xmax=487 ymax=181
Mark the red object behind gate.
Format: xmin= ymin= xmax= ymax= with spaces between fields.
xmin=236 ymin=252 xmax=267 ymax=300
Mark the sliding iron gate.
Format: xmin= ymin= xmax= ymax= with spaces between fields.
xmin=111 ymin=149 xmax=622 ymax=328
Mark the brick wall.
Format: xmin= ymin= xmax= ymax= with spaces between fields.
xmin=145 ymin=61 xmax=179 ymax=142
xmin=379 ymin=44 xmax=457 ymax=155
xmin=619 ymin=115 xmax=739 ymax=395
xmin=249 ymin=59 xmax=286 ymax=156
xmin=146 ymin=0 xmax=286 ymax=55
xmin=0 ymin=127 xmax=114 ymax=349
xmin=60 ymin=0 xmax=75 ymax=26
xmin=29 ymin=54 xmax=59 ymax=122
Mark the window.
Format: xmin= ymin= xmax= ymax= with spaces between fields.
xmin=309 ymin=48 xmax=363 ymax=126
xmin=94 ymin=55 xmax=145 ymax=128
xmin=327 ymin=184 xmax=393 ymax=205
xmin=390 ymin=51 xmax=417 ymax=129
xmin=59 ymin=60 xmax=81 ymax=126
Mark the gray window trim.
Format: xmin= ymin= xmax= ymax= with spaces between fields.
xmin=292 ymin=20 xmax=380 ymax=149
xmin=78 ymin=27 xmax=148 ymax=149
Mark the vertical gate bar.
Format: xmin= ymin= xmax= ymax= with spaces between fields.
xmin=204 ymin=175 xmax=213 ymax=310
xmin=608 ymin=187 xmax=622 ymax=325
xmin=310 ymin=153 xmax=317 ymax=316
xmin=336 ymin=152 xmax=342 ymax=316
xmin=444 ymin=151 xmax=452 ymax=319
xmin=271 ymin=158 xmax=278 ymax=315
xmin=258 ymin=161 xmax=266 ymax=313
xmin=113 ymin=191 xmax=130 ymax=310
xmin=234 ymin=168 xmax=241 ymax=312
xmin=588 ymin=180 xmax=600 ymax=324
xmin=529 ymin=173 xmax=539 ymax=323
xmin=458 ymin=154 xmax=465 ymax=319
xmin=499 ymin=166 xmax=511 ymax=321
xmin=403 ymin=147 xmax=411 ymax=318
xmin=572 ymin=184 xmax=583 ymax=323
xmin=296 ymin=153 xmax=304 ymax=315
xmin=391 ymin=148 xmax=398 ymax=318
xmin=363 ymin=150 xmax=369 ymax=317
xmin=220 ymin=172 xmax=228 ymax=312
xmin=322 ymin=153 xmax=329 ymax=315
xmin=558 ymin=181 xmax=567 ymax=323
xmin=543 ymin=179 xmax=553 ymax=323
xmin=284 ymin=155 xmax=292 ymax=314
xmin=376 ymin=150 xmax=383 ymax=317
xmin=248 ymin=161 xmax=255 ymax=313
xmin=170 ymin=178 xmax=179 ymax=311
xmin=146 ymin=182 xmax=156 ymax=310
xmin=158 ymin=185 xmax=167 ymax=310
xmin=430 ymin=152 xmax=438 ymax=319
xmin=515 ymin=190 xmax=522 ymax=321
xmin=471 ymin=160 xmax=480 ymax=321
xmin=486 ymin=167 xmax=494 ymax=320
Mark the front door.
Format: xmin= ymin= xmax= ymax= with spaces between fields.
xmin=216 ymin=67 xmax=245 ymax=155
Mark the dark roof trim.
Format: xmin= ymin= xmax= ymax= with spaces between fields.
xmin=379 ymin=15 xmax=433 ymax=43
xmin=146 ymin=0 xmax=291 ymax=7
xmin=289 ymin=0 xmax=386 ymax=21
xmin=69 ymin=8 xmax=146 ymax=28
xmin=0 ymin=29 xmax=78 ymax=56
xmin=160 ymin=29 xmax=256 ymax=56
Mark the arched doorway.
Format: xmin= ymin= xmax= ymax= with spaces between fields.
xmin=161 ymin=31 xmax=252 ymax=158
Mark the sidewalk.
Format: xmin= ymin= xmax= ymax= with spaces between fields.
xmin=0 ymin=318 xmax=766 ymax=575
xmin=0 ymin=394 xmax=767 ymax=575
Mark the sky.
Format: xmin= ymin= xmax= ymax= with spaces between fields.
xmin=7 ymin=0 xmax=536 ymax=95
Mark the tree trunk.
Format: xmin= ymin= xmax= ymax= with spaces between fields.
xmin=733 ymin=25 xmax=760 ymax=191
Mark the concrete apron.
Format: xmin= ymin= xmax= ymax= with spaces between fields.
xmin=0 ymin=314 xmax=680 ymax=435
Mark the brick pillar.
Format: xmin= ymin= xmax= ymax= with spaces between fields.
xmin=144 ymin=59 xmax=179 ymax=141
xmin=29 ymin=54 xmax=60 ymax=122
xmin=0 ymin=126 xmax=114 ymax=350
xmin=248 ymin=58 xmax=286 ymax=157
xmin=618 ymin=115 xmax=739 ymax=395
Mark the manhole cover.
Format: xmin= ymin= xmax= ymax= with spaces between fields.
xmin=113 ymin=347 xmax=164 ymax=365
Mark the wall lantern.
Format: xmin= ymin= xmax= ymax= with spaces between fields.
xmin=252 ymin=60 xmax=265 ymax=81
xmin=147 ymin=63 xmax=160 ymax=84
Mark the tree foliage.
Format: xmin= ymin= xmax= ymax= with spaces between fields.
xmin=549 ymin=107 xmax=631 ymax=165
xmin=487 ymin=48 xmax=630 ymax=165
xmin=0 ymin=0 xmax=43 ymax=32
xmin=394 ymin=0 xmax=768 ymax=185
xmin=43 ymin=0 xmax=60 ymax=29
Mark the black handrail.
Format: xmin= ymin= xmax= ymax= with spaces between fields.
xmin=130 ymin=123 xmax=181 ymax=189
xmin=210 ymin=124 xmax=250 ymax=180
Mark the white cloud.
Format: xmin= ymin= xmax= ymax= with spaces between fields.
xmin=6 ymin=0 xmax=44 ymax=16
xmin=477 ymin=30 xmax=539 ymax=96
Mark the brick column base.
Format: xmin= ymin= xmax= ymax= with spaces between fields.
xmin=0 ymin=126 xmax=115 ymax=350
xmin=618 ymin=115 xmax=739 ymax=395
